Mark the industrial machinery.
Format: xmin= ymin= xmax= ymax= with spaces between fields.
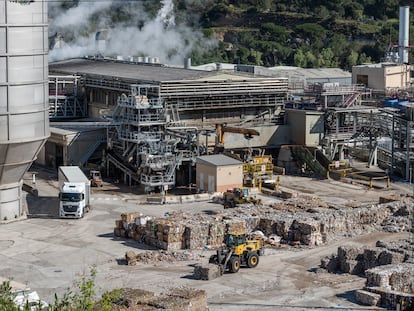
xmin=209 ymin=232 xmax=264 ymax=273
xmin=215 ymin=124 xmax=260 ymax=153
xmin=222 ymin=188 xmax=262 ymax=208
xmin=243 ymin=154 xmax=274 ymax=187
xmin=89 ymin=170 xmax=103 ymax=187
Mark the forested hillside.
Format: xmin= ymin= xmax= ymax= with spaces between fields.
xmin=181 ymin=0 xmax=413 ymax=69
xmin=49 ymin=0 xmax=413 ymax=70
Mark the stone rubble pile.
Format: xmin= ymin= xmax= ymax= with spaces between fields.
xmin=125 ymin=250 xmax=204 ymax=265
xmin=114 ymin=199 xmax=413 ymax=252
xmin=94 ymin=287 xmax=207 ymax=311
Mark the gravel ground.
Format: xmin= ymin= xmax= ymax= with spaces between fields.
xmin=0 ymin=165 xmax=412 ymax=310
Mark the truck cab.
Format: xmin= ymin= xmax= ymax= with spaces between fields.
xmin=59 ymin=182 xmax=89 ymax=218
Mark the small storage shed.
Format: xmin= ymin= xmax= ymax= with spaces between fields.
xmin=196 ymin=154 xmax=243 ymax=192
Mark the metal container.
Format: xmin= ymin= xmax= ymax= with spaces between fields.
xmin=0 ymin=0 xmax=49 ymax=221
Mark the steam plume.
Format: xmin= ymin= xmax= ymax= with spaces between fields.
xmin=48 ymin=0 xmax=216 ymax=65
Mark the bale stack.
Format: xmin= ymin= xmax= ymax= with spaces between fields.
xmin=114 ymin=212 xmax=143 ymax=238
xmin=361 ymin=263 xmax=414 ymax=309
xmin=321 ymin=244 xmax=406 ymax=275
xmin=183 ymin=222 xmax=210 ymax=249
xmin=366 ymin=263 xmax=414 ymax=293
xmin=144 ymin=219 xmax=186 ymax=251
xmin=289 ymin=219 xmax=325 ymax=246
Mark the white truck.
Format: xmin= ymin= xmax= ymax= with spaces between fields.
xmin=58 ymin=166 xmax=91 ymax=218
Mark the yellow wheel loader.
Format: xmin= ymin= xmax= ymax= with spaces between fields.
xmin=209 ymin=233 xmax=264 ymax=274
xmin=222 ymin=188 xmax=262 ymax=209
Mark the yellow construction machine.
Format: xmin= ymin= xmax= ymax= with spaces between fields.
xmin=209 ymin=232 xmax=264 ymax=273
xmin=222 ymin=187 xmax=261 ymax=208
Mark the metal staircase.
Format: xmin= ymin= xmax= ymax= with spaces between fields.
xmin=291 ymin=145 xmax=327 ymax=178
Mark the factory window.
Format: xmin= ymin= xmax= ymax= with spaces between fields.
xmin=356 ymin=75 xmax=368 ymax=86
xmin=410 ymin=70 xmax=414 ymax=79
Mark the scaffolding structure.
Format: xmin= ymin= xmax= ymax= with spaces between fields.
xmin=49 ymin=75 xmax=86 ymax=119
xmin=109 ymin=85 xmax=198 ymax=192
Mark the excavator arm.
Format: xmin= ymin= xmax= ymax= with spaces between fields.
xmin=216 ymin=124 xmax=260 ymax=150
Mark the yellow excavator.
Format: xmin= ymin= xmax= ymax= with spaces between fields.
xmin=209 ymin=232 xmax=264 ymax=274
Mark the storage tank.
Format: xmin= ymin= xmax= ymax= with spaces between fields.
xmin=0 ymin=0 xmax=50 ymax=221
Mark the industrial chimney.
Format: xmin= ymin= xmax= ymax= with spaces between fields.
xmin=399 ymin=6 xmax=410 ymax=64
xmin=0 ymin=0 xmax=50 ymax=221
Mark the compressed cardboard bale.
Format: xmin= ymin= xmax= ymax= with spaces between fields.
xmin=326 ymin=257 xmax=340 ymax=273
xmin=355 ymin=289 xmax=381 ymax=306
xmin=184 ymin=223 xmax=210 ymax=249
xmin=274 ymin=219 xmax=292 ymax=239
xmin=302 ymin=232 xmax=324 ymax=246
xmin=363 ymin=249 xmax=380 ymax=270
xmin=258 ymin=218 xmax=275 ymax=235
xmin=119 ymin=228 xmax=126 ymax=238
xmin=208 ymin=223 xmax=225 ymax=248
xmin=121 ymin=212 xmax=141 ymax=223
xmin=244 ymin=216 xmax=260 ymax=232
xmin=113 ymin=228 xmax=121 ymax=237
xmin=115 ymin=219 xmax=123 ymax=229
xmin=193 ymin=264 xmax=222 ymax=280
xmin=366 ymin=268 xmax=392 ymax=288
xmin=125 ymin=250 xmax=137 ymax=266
xmin=225 ymin=221 xmax=246 ymax=234
xmin=378 ymin=250 xmax=405 ymax=265
xmin=340 ymin=259 xmax=363 ymax=275
xmin=338 ymin=246 xmax=362 ymax=261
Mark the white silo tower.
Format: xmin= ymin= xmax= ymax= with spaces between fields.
xmin=0 ymin=0 xmax=50 ymax=221
xmin=399 ymin=6 xmax=410 ymax=64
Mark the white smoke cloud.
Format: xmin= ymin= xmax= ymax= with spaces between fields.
xmin=48 ymin=0 xmax=217 ymax=65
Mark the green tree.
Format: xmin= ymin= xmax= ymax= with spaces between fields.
xmin=345 ymin=50 xmax=359 ymax=71
xmin=293 ymin=48 xmax=307 ymax=67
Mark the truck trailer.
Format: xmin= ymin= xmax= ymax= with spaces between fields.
xmin=58 ymin=166 xmax=91 ymax=218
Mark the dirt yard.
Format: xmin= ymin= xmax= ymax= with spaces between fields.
xmin=0 ymin=167 xmax=412 ymax=310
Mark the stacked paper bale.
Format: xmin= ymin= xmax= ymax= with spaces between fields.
xmin=208 ymin=222 xmax=226 ymax=247
xmin=289 ymin=219 xmax=325 ymax=246
xmin=143 ymin=219 xmax=186 ymax=251
xmin=114 ymin=212 xmax=143 ymax=238
xmin=183 ymin=222 xmax=210 ymax=249
xmin=337 ymin=246 xmax=364 ymax=275
xmin=366 ymin=263 xmax=414 ymax=293
xmin=321 ymin=244 xmax=406 ymax=275
xmin=224 ymin=219 xmax=247 ymax=234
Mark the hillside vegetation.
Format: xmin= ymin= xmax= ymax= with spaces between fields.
xmin=181 ymin=0 xmax=412 ymax=69
xmin=50 ymin=0 xmax=412 ymax=70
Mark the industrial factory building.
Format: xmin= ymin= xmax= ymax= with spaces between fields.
xmin=196 ymin=154 xmax=243 ymax=193
xmin=46 ymin=58 xmax=291 ymax=192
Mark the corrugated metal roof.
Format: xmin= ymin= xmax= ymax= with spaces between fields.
xmin=49 ymin=58 xmax=253 ymax=83
xmin=266 ymin=66 xmax=351 ymax=79
xmin=196 ymin=154 xmax=242 ymax=166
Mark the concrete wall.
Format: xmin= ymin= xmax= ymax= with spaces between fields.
xmin=223 ymin=124 xmax=291 ymax=149
xmin=216 ymin=165 xmax=243 ymax=192
xmin=352 ymin=63 xmax=414 ymax=90
xmin=285 ymin=110 xmax=324 ymax=146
